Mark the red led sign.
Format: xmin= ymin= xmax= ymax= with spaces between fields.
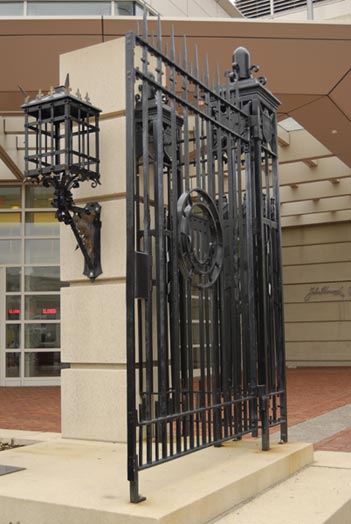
xmin=8 ymin=308 xmax=20 ymax=315
xmin=42 ymin=308 xmax=57 ymax=315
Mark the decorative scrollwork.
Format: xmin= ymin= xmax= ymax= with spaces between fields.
xmin=177 ymin=188 xmax=223 ymax=288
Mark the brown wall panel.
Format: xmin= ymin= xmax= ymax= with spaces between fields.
xmin=282 ymin=223 xmax=351 ymax=247
xmin=285 ymin=321 xmax=351 ymax=342
xmin=283 ymin=262 xmax=350 ymax=284
xmin=286 ymin=341 xmax=351 ymax=363
xmin=282 ymin=222 xmax=351 ymax=366
xmin=285 ymin=302 xmax=351 ymax=322
xmin=283 ymin=282 xmax=351 ymax=303
xmin=282 ymin=242 xmax=351 ymax=266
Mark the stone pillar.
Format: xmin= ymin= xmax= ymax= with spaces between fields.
xmin=59 ymin=38 xmax=128 ymax=442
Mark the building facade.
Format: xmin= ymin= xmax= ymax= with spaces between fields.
xmin=0 ymin=0 xmax=349 ymax=390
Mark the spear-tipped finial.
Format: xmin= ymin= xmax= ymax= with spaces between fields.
xmin=64 ymin=73 xmax=72 ymax=94
xmin=170 ymin=25 xmax=175 ymax=61
xmin=18 ymin=85 xmax=30 ymax=103
xmin=85 ymin=92 xmax=91 ymax=104
xmin=204 ymin=55 xmax=210 ymax=87
xmin=156 ymin=14 xmax=162 ymax=50
xmin=75 ymin=88 xmax=82 ymax=100
xmin=182 ymin=35 xmax=188 ymax=70
xmin=48 ymin=86 xmax=55 ymax=96
xmin=194 ymin=45 xmax=199 ymax=80
xmin=142 ymin=7 xmax=148 ymax=40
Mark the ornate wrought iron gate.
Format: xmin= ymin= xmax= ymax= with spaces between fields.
xmin=126 ymin=16 xmax=287 ymax=502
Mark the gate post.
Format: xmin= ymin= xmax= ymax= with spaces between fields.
xmin=230 ymin=47 xmax=286 ymax=450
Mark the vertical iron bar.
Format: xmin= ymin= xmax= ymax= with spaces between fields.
xmin=272 ymin=115 xmax=288 ymax=443
xmin=169 ymin=25 xmax=182 ymax=455
xmin=245 ymin=145 xmax=258 ymax=437
xmin=126 ymin=31 xmax=145 ymax=504
xmin=154 ymin=18 xmax=168 ymax=459
xmin=141 ymin=21 xmax=153 ymax=466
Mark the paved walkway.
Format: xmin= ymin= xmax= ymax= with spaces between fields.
xmin=0 ymin=368 xmax=350 ymax=450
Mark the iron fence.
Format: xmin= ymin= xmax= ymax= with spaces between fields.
xmin=126 ymin=15 xmax=287 ymax=502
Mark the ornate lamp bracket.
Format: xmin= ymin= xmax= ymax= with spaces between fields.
xmin=22 ymin=77 xmax=103 ymax=281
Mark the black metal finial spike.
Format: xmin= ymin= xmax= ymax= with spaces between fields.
xmin=233 ymin=47 xmax=251 ymax=80
xmin=182 ymin=35 xmax=188 ymax=71
xmin=156 ymin=14 xmax=162 ymax=51
xmin=142 ymin=7 xmax=148 ymax=40
xmin=170 ymin=25 xmax=175 ymax=61
xmin=216 ymin=63 xmax=220 ymax=90
xmin=205 ymin=55 xmax=210 ymax=87
xmin=194 ymin=45 xmax=199 ymax=80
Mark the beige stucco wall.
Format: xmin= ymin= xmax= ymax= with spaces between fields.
xmin=59 ymin=37 xmax=128 ymax=442
xmin=282 ymin=222 xmax=351 ymax=367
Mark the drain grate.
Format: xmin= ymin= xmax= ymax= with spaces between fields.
xmin=0 ymin=465 xmax=25 ymax=476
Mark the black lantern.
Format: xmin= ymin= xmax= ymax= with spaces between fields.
xmin=22 ymin=76 xmax=102 ymax=281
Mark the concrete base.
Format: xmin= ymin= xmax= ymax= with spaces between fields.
xmin=215 ymin=451 xmax=351 ymax=524
xmin=0 ymin=438 xmax=312 ymax=524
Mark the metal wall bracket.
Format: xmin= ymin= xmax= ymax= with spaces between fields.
xmin=70 ymin=202 xmax=102 ymax=281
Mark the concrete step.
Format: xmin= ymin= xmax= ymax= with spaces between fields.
xmin=0 ymin=438 xmax=312 ymax=524
xmin=210 ymin=451 xmax=351 ymax=524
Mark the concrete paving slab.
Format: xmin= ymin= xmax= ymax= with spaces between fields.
xmin=0 ymin=438 xmax=312 ymax=524
xmin=284 ymin=404 xmax=351 ymax=444
xmin=214 ymin=451 xmax=351 ymax=524
xmin=0 ymin=428 xmax=61 ymax=446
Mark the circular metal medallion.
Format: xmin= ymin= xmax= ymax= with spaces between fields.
xmin=177 ymin=188 xmax=223 ymax=288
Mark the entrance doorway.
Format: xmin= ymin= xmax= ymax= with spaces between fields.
xmin=0 ymin=185 xmax=67 ymax=386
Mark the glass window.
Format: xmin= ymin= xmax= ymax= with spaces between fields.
xmin=115 ymin=1 xmax=134 ymax=15
xmin=0 ymin=187 xmax=21 ymax=209
xmin=25 ymin=212 xmax=59 ymax=237
xmin=6 ymin=296 xmax=21 ymax=320
xmin=135 ymin=3 xmax=144 ymax=16
xmin=0 ymin=2 xmax=23 ymax=15
xmin=0 ymin=213 xmax=21 ymax=237
xmin=6 ymin=267 xmax=21 ymax=292
xmin=25 ymin=186 xmax=54 ymax=209
xmin=25 ymin=266 xmax=67 ymax=291
xmin=25 ymin=295 xmax=60 ymax=320
xmin=25 ymin=323 xmax=60 ymax=349
xmin=25 ymin=239 xmax=59 ymax=264
xmin=0 ymin=240 xmax=21 ymax=264
xmin=27 ymin=1 xmax=111 ymax=15
xmin=6 ymin=353 xmax=20 ymax=378
xmin=6 ymin=324 xmax=20 ymax=349
xmin=24 ymin=351 xmax=61 ymax=377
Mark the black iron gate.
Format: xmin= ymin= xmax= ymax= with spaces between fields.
xmin=126 ymin=16 xmax=287 ymax=502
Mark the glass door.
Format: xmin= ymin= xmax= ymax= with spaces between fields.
xmin=0 ymin=185 xmax=66 ymax=386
